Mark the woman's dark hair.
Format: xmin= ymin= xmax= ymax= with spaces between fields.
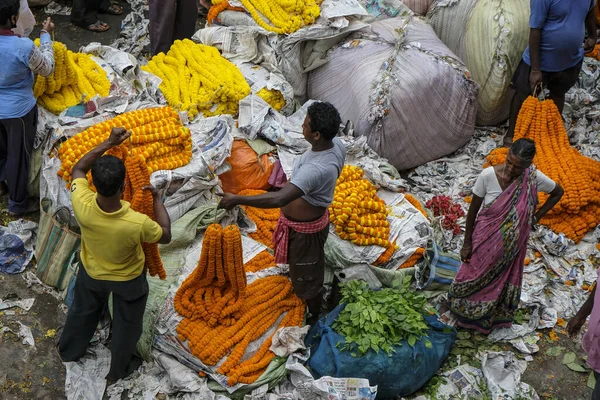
xmin=0 ymin=0 xmax=19 ymax=26
xmin=509 ymin=138 xmax=536 ymax=163
xmin=91 ymin=155 xmax=126 ymax=197
xmin=307 ymin=102 xmax=342 ymax=141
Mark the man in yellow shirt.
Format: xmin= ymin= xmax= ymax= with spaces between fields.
xmin=57 ymin=127 xmax=172 ymax=383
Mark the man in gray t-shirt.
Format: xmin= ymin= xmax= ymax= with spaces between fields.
xmin=219 ymin=102 xmax=346 ymax=325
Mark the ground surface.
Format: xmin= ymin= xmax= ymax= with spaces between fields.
xmin=0 ymin=3 xmax=597 ymax=400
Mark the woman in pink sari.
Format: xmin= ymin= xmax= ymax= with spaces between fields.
xmin=449 ymin=139 xmax=564 ymax=334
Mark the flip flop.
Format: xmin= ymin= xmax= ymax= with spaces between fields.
xmin=101 ymin=4 xmax=123 ymax=15
xmin=83 ymin=21 xmax=110 ymax=32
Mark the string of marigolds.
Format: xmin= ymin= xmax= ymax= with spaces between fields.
xmin=174 ymin=224 xmax=304 ymax=385
xmin=33 ymin=40 xmax=110 ymax=114
xmin=329 ymin=165 xmax=397 ymax=257
xmin=57 ymin=107 xmax=192 ymax=187
xmin=208 ymin=0 xmax=321 ymax=34
xmin=237 ymin=189 xmax=280 ymax=248
xmin=142 ymin=39 xmax=251 ymax=120
xmin=486 ymin=96 xmax=600 ymax=242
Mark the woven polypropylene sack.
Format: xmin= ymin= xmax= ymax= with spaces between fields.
xmin=307 ymin=17 xmax=478 ymax=171
xmin=427 ymin=0 xmax=530 ymax=126
xmin=402 ymin=0 xmax=433 ymax=15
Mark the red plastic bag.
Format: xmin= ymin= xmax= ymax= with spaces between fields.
xmin=219 ymin=140 xmax=274 ymax=194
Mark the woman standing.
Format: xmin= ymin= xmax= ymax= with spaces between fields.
xmin=0 ymin=0 xmax=55 ymax=216
xmin=448 ymin=139 xmax=564 ymax=333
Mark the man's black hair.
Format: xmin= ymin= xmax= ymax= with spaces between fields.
xmin=0 ymin=0 xmax=19 ymax=26
xmin=307 ymin=102 xmax=342 ymax=141
xmin=510 ymin=138 xmax=536 ymax=163
xmin=91 ymin=155 xmax=126 ymax=197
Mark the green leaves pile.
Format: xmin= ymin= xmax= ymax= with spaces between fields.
xmin=332 ymin=278 xmax=433 ymax=357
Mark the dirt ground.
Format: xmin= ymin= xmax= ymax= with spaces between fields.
xmin=0 ymin=2 xmax=597 ymax=400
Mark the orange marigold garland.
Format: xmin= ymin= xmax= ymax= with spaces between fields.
xmin=174 ymin=224 xmax=247 ymax=327
xmin=485 ymin=96 xmax=600 ymax=242
xmin=57 ymin=106 xmax=192 ymax=188
xmin=398 ymin=247 xmax=425 ymax=269
xmin=244 ymin=250 xmax=276 ymax=273
xmin=237 ymin=189 xmax=280 ymax=248
xmin=175 ymin=274 xmax=304 ymax=386
xmin=404 ymin=194 xmax=427 ymax=217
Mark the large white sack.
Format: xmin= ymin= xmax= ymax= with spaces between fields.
xmin=307 ymin=16 xmax=478 ymax=171
xmin=427 ymin=0 xmax=530 ymax=126
xmin=13 ymin=0 xmax=35 ymax=37
xmin=358 ymin=0 xmax=428 ymax=17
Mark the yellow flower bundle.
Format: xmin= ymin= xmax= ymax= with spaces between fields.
xmin=257 ymin=88 xmax=285 ymax=111
xmin=485 ymin=96 xmax=600 ymax=242
xmin=330 ymin=165 xmax=396 ymax=254
xmin=237 ymin=189 xmax=280 ymax=248
xmin=174 ymin=224 xmax=248 ymax=327
xmin=209 ymin=0 xmax=320 ymax=34
xmin=142 ymin=39 xmax=251 ymax=120
xmin=57 ymin=107 xmax=192 ymax=187
xmin=244 ymin=250 xmax=276 ymax=273
xmin=176 ymin=275 xmax=304 ymax=386
xmin=33 ymin=40 xmax=110 ymax=114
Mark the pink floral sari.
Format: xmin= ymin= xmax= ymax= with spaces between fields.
xmin=448 ymin=167 xmax=538 ymax=334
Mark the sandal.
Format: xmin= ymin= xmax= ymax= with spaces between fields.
xmin=83 ymin=21 xmax=110 ymax=32
xmin=100 ymin=4 xmax=123 ymax=15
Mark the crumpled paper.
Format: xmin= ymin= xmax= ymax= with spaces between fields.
xmin=270 ymin=326 xmax=310 ymax=357
xmin=1 ymin=322 xmax=35 ymax=347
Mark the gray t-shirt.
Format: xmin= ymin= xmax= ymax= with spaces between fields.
xmin=290 ymin=137 xmax=346 ymax=208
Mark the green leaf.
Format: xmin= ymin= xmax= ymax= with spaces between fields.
xmin=545 ymin=346 xmax=565 ymax=357
xmin=408 ymin=335 xmax=417 ymax=347
xmin=425 ymin=339 xmax=432 ymax=349
xmin=457 ymin=331 xmax=471 ymax=340
xmin=566 ymin=363 xmax=588 ymax=373
xmin=588 ymin=371 xmax=597 ymax=389
xmin=562 ymin=352 xmax=577 ymax=365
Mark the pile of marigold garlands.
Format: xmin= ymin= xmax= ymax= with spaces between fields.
xmin=142 ymin=39 xmax=253 ymax=120
xmin=237 ymin=189 xmax=280 ymax=248
xmin=33 ymin=40 xmax=110 ymax=114
xmin=57 ymin=107 xmax=193 ymax=279
xmin=485 ymin=96 xmax=600 ymax=242
xmin=330 ymin=165 xmax=397 ymax=263
xmin=207 ymin=0 xmax=321 ymax=34
xmin=174 ymin=224 xmax=304 ymax=385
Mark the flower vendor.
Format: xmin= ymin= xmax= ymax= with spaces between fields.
xmin=448 ymin=139 xmax=564 ymax=334
xmin=149 ymin=0 xmax=198 ymax=55
xmin=218 ymin=102 xmax=346 ymax=325
xmin=71 ymin=0 xmax=122 ymax=32
xmin=567 ymin=283 xmax=600 ymax=398
xmin=0 ymin=0 xmax=55 ymax=217
xmin=504 ymin=0 xmax=597 ymax=146
xmin=57 ymin=127 xmax=172 ymax=383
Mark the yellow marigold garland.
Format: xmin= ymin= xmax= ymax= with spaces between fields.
xmin=257 ymin=88 xmax=285 ymax=111
xmin=57 ymin=107 xmax=192 ymax=187
xmin=210 ymin=0 xmax=321 ymax=34
xmin=141 ymin=39 xmax=251 ymax=120
xmin=237 ymin=189 xmax=280 ymax=248
xmin=33 ymin=40 xmax=110 ymax=114
xmin=330 ymin=165 xmax=396 ymax=252
xmin=485 ymin=96 xmax=600 ymax=242
xmin=398 ymin=247 xmax=425 ymax=269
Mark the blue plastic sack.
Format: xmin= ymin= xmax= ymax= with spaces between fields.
xmin=305 ymin=304 xmax=456 ymax=399
xmin=0 ymin=233 xmax=31 ymax=274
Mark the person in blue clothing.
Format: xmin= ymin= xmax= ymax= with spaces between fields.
xmin=0 ymin=0 xmax=55 ymax=217
xmin=504 ymin=0 xmax=597 ymax=146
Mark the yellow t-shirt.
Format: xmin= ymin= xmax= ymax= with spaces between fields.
xmin=70 ymin=178 xmax=163 ymax=281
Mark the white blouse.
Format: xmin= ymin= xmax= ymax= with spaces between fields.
xmin=473 ymin=167 xmax=556 ymax=206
